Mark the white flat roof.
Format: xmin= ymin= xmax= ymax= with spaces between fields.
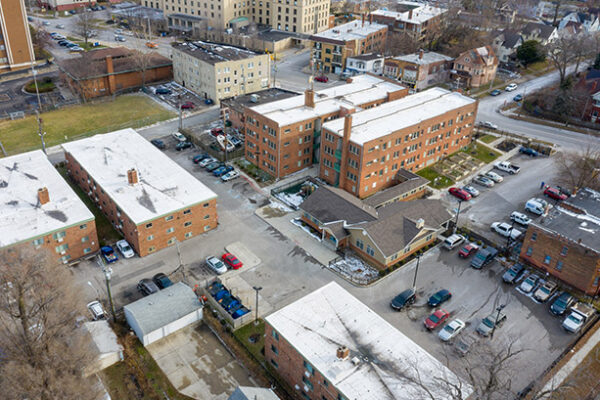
xmin=311 ymin=20 xmax=387 ymax=41
xmin=250 ymin=75 xmax=404 ymax=126
xmin=393 ymin=51 xmax=453 ymax=65
xmin=324 ymin=87 xmax=476 ymax=145
xmin=62 ymin=128 xmax=217 ymax=225
xmin=0 ymin=150 xmax=94 ymax=248
xmin=266 ymin=282 xmax=471 ymax=400
xmin=372 ymin=3 xmax=446 ymax=24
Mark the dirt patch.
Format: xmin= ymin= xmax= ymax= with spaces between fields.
xmin=495 ymin=140 xmax=517 ymax=152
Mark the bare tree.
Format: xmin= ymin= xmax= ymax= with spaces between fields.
xmin=0 ymin=248 xmax=100 ymax=400
xmin=74 ymin=6 xmax=94 ymax=47
xmin=555 ymin=146 xmax=600 ymax=194
xmin=130 ymin=18 xmax=160 ymax=89
xmin=545 ymin=32 xmax=589 ymax=85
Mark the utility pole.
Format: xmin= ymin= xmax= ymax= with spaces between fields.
xmin=36 ymin=110 xmax=47 ymax=154
xmin=252 ymin=286 xmax=262 ymax=325
xmin=178 ymin=94 xmax=183 ymax=131
xmin=411 ymin=253 xmax=421 ymax=290
xmin=453 ymin=200 xmax=462 ymax=234
xmin=490 ymin=304 xmax=506 ymax=339
xmin=97 ymin=256 xmax=116 ymax=322
xmin=0 ymin=141 xmax=7 ymax=157
xmin=221 ymin=107 xmax=229 ymax=164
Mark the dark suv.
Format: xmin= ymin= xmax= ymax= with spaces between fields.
xmin=137 ymin=278 xmax=159 ymax=296
xmin=152 ymin=273 xmax=173 ymax=289
xmin=391 ymin=289 xmax=416 ymax=311
xmin=550 ymin=292 xmax=575 ymax=316
xmin=502 ymin=263 xmax=525 ymax=284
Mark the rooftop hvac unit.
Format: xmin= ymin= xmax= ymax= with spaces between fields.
xmin=249 ymin=94 xmax=260 ymax=103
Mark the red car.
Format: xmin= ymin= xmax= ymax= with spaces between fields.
xmin=315 ymin=75 xmax=328 ymax=83
xmin=458 ymin=243 xmax=479 ymax=258
xmin=424 ymin=309 xmax=450 ymax=330
xmin=210 ymin=128 xmax=224 ymax=137
xmin=181 ymin=101 xmax=195 ymax=109
xmin=544 ymin=187 xmax=567 ymax=201
xmin=448 ymin=187 xmax=472 ymax=201
xmin=221 ymin=253 xmax=243 ymax=270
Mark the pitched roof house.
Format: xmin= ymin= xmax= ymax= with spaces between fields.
xmin=521 ymin=22 xmax=558 ymax=45
xmin=491 ymin=29 xmax=523 ymax=63
xmin=559 ymin=11 xmax=600 ymax=33
xmin=451 ymin=45 xmax=498 ymax=88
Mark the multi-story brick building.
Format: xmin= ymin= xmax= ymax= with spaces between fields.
xmin=41 ymin=0 xmax=96 ymax=11
xmin=62 ymin=128 xmax=218 ymax=257
xmin=0 ymin=150 xmax=98 ymax=264
xmin=451 ymin=45 xmax=498 ymax=89
xmin=244 ymin=74 xmax=407 ymax=179
xmin=371 ymin=2 xmax=446 ymax=41
xmin=172 ymin=41 xmax=270 ymax=104
xmin=0 ymin=0 xmax=35 ymax=73
xmin=265 ymin=281 xmax=469 ymax=400
xmin=310 ymin=19 xmax=387 ymax=74
xmin=383 ymin=50 xmax=453 ymax=90
xmin=520 ymin=188 xmax=600 ymax=295
xmin=319 ymin=87 xmax=477 ymax=199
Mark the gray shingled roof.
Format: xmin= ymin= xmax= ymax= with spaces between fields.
xmin=228 ymin=386 xmax=280 ymax=400
xmin=300 ymin=186 xmax=378 ymax=224
xmin=522 ymin=22 xmax=555 ymax=40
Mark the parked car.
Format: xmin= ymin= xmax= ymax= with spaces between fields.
xmin=228 ymin=135 xmax=242 ymax=147
xmin=70 ymin=46 xmax=84 ymax=52
xmin=438 ymin=319 xmax=466 ymax=342
xmin=206 ymin=256 xmax=228 ymax=275
xmin=473 ymin=175 xmax=495 ymax=187
xmin=152 ymin=273 xmax=173 ymax=289
xmin=458 ymin=242 xmax=479 ymax=258
xmin=137 ymin=278 xmax=160 ymax=296
xmin=544 ymin=186 xmax=568 ymax=201
xmin=213 ymin=165 xmax=234 ymax=177
xmin=101 ymin=246 xmax=118 ymax=263
xmin=519 ymin=146 xmax=539 ymax=157
xmin=502 ymin=263 xmax=525 ymax=284
xmin=172 ymin=131 xmax=187 ymax=142
xmin=484 ymin=171 xmax=503 ymax=183
xmin=477 ymin=311 xmax=506 ymax=336
xmin=519 ymin=273 xmax=540 ymax=293
xmin=114 ymin=35 xmax=126 ymax=42
xmin=221 ymin=170 xmax=240 ymax=181
xmin=56 ymin=24 xmax=65 ymax=29
xmin=150 ymin=139 xmax=165 ymax=149
xmin=525 ymin=198 xmax=545 ymax=215
xmin=210 ymin=127 xmax=224 ymax=137
xmin=462 ymin=185 xmax=480 ymax=197
xmin=145 ymin=41 xmax=158 ymax=48
xmin=479 ymin=121 xmax=499 ymax=129
xmin=562 ymin=303 xmax=595 ymax=333
xmin=222 ymin=253 xmax=243 ymax=269
xmin=425 ymin=309 xmax=450 ymax=330
xmin=181 ymin=101 xmax=195 ymax=109
xmin=315 ymin=75 xmax=328 ymax=83
xmin=390 ymin=288 xmax=416 ymax=311
xmin=193 ymin=153 xmax=209 ymax=163
xmin=199 ymin=157 xmax=217 ymax=167
xmin=155 ymin=86 xmax=171 ymax=95
xmin=494 ymin=161 xmax=520 ymax=174
xmin=116 ymin=240 xmax=135 ymax=258
xmin=443 ymin=234 xmax=465 ymax=250
xmin=510 ymin=211 xmax=531 ymax=226
xmin=206 ymin=162 xmax=224 ymax=172
xmin=505 ymin=83 xmax=518 ymax=91
xmin=471 ymin=247 xmax=498 ymax=269
xmin=42 ymin=21 xmax=50 ymax=26
xmin=175 ymin=141 xmax=193 ymax=151
xmin=550 ymin=292 xmax=576 ymax=316
xmin=87 ymin=301 xmax=106 ymax=320
xmin=428 ymin=289 xmax=452 ymax=307
xmin=448 ymin=187 xmax=472 ymax=201
xmin=534 ymin=280 xmax=558 ymax=302
xmin=489 ymin=89 xmax=502 ymax=96
xmin=513 ymin=94 xmax=523 ymax=102
xmin=491 ymin=222 xmax=522 ymax=240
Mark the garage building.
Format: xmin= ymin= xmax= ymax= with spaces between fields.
xmin=124 ymin=282 xmax=203 ymax=346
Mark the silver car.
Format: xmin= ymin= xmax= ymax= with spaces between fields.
xmin=484 ymin=171 xmax=503 ymax=183
xmin=477 ymin=312 xmax=506 ymax=336
xmin=473 ymin=175 xmax=495 ymax=187
xmin=206 ymin=256 xmax=227 ymax=275
xmin=462 ymin=185 xmax=480 ymax=197
xmin=438 ymin=319 xmax=465 ymax=341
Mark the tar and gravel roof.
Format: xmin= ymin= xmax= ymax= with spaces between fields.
xmin=249 ymin=74 xmax=405 ymax=126
xmin=266 ymin=282 xmax=471 ymax=400
xmin=323 ymin=87 xmax=476 ymax=145
xmin=0 ymin=150 xmax=94 ymax=248
xmin=392 ymin=51 xmax=453 ymax=65
xmin=172 ymin=41 xmax=263 ymax=65
xmin=62 ymin=128 xmax=217 ymax=225
xmin=310 ymin=20 xmax=387 ymax=42
xmin=371 ymin=2 xmax=446 ymax=24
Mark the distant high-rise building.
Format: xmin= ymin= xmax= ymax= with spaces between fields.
xmin=0 ymin=0 xmax=35 ymax=72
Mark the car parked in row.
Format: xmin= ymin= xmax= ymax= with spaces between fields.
xmin=448 ymin=187 xmax=472 ymax=201
xmin=439 ymin=319 xmax=465 ymax=342
xmin=206 ymin=162 xmax=224 ymax=172
xmin=425 ymin=309 xmax=450 ymax=330
xmin=193 ymin=153 xmax=210 ymax=163
xmin=391 ymin=289 xmax=416 ymax=311
xmin=519 ymin=273 xmax=540 ymax=293
xmin=222 ymin=253 xmax=243 ymax=269
xmin=152 ymin=273 xmax=173 ymax=289
xmin=138 ymin=278 xmax=159 ymax=296
xmin=443 ymin=234 xmax=465 ymax=250
xmin=150 ymin=139 xmax=166 ymax=149
xmin=479 ymin=120 xmax=499 ymax=129
xmin=101 ymin=246 xmax=118 ymax=263
xmin=525 ymin=198 xmax=546 ymax=215
xmin=510 ymin=211 xmax=531 ymax=227
xmin=458 ymin=242 xmax=479 ymax=258
xmin=519 ymin=146 xmax=539 ymax=157
xmin=491 ymin=222 xmax=522 ymax=240
xmin=116 ymin=240 xmax=135 ymax=258
xmin=213 ymin=165 xmax=234 ymax=177
xmin=477 ymin=311 xmax=506 ymax=336
xmin=206 ymin=256 xmax=228 ymax=275
xmin=502 ymin=263 xmax=525 ymax=284
xmin=221 ymin=170 xmax=240 ymax=181
xmin=428 ymin=289 xmax=452 ymax=307
xmin=505 ymin=83 xmax=518 ymax=91
xmin=176 ymin=141 xmax=193 ymax=151
xmin=544 ymin=186 xmax=568 ymax=201
xmin=473 ymin=175 xmax=495 ymax=187
xmin=462 ymin=185 xmax=480 ymax=197
xmin=489 ymin=89 xmax=502 ymax=96
xmin=172 ymin=131 xmax=187 ymax=142
xmin=533 ymin=280 xmax=558 ymax=302
xmin=471 ymin=247 xmax=498 ymax=269
xmin=550 ymin=292 xmax=576 ymax=316
xmin=484 ymin=170 xmax=503 ymax=183
xmin=199 ymin=157 xmax=217 ymax=167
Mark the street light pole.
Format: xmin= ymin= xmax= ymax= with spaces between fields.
xmin=252 ymin=286 xmax=262 ymax=325
xmin=97 ymin=255 xmax=116 ymax=322
xmin=454 ymin=200 xmax=462 ymax=234
xmin=412 ymin=253 xmax=421 ymax=290
xmin=506 ymin=220 xmax=516 ymax=249
xmin=490 ymin=304 xmax=506 ymax=339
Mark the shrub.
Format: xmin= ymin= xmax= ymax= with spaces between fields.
xmin=379 ymin=269 xmax=387 ymax=277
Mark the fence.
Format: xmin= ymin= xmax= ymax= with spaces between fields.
xmin=474 ymin=128 xmax=555 ymax=156
xmin=269 ymin=176 xmax=319 ymax=210
xmin=181 ymin=127 xmax=245 ymax=162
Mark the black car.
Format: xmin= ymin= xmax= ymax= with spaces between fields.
xmin=137 ymin=278 xmax=159 ymax=296
xmin=150 ymin=139 xmax=165 ymax=149
xmin=427 ymin=289 xmax=452 ymax=307
xmin=176 ymin=141 xmax=192 ymax=151
xmin=155 ymin=87 xmax=172 ymax=95
xmin=152 ymin=273 xmax=173 ymax=289
xmin=193 ymin=153 xmax=210 ymax=164
xmin=550 ymin=292 xmax=575 ymax=316
xmin=471 ymin=247 xmax=498 ymax=269
xmin=391 ymin=289 xmax=416 ymax=311
xmin=502 ymin=263 xmax=525 ymax=284
xmin=206 ymin=162 xmax=224 ymax=172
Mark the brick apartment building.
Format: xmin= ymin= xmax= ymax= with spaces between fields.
xmin=244 ymin=74 xmax=407 ymax=179
xmin=520 ymin=188 xmax=600 ymax=295
xmin=40 ymin=0 xmax=99 ymax=11
xmin=0 ymin=150 xmax=98 ymax=264
xmin=451 ymin=45 xmax=498 ymax=89
xmin=319 ymin=87 xmax=477 ymax=199
xmin=371 ymin=2 xmax=446 ymax=41
xmin=310 ymin=19 xmax=387 ymax=75
xmin=0 ymin=0 xmax=35 ymax=73
xmin=265 ymin=282 xmax=469 ymax=400
xmin=62 ymin=128 xmax=218 ymax=257
xmin=58 ymin=47 xmax=173 ymax=100
xmin=383 ymin=50 xmax=453 ymax=90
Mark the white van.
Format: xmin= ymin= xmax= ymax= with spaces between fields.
xmin=443 ymin=234 xmax=465 ymax=250
xmin=525 ymin=199 xmax=544 ymax=215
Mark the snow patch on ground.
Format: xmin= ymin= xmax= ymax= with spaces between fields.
xmin=291 ymin=218 xmax=322 ymax=242
xmin=329 ymin=254 xmax=379 ymax=284
xmin=269 ymin=200 xmax=293 ymax=213
xmin=275 ymin=192 xmax=305 ymax=209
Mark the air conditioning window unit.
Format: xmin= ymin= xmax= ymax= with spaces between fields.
xmin=58 ymin=238 xmax=64 ymax=242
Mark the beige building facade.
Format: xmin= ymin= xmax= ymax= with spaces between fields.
xmin=0 ymin=0 xmax=35 ymax=72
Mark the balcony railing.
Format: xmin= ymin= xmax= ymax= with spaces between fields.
xmin=334 ymin=149 xmax=342 ymax=160
xmin=334 ymin=162 xmax=341 ymax=172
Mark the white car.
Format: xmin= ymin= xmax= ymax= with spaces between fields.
xmin=116 ymin=240 xmax=135 ymax=258
xmin=484 ymin=171 xmax=503 ymax=183
xmin=510 ymin=211 xmax=531 ymax=226
xmin=505 ymin=83 xmax=518 ymax=92
xmin=199 ymin=157 xmax=217 ymax=167
xmin=172 ymin=131 xmax=187 ymax=142
xmin=479 ymin=121 xmax=498 ymax=130
xmin=206 ymin=256 xmax=228 ymax=275
xmin=221 ymin=170 xmax=240 ymax=181
xmin=438 ymin=319 xmax=466 ymax=342
xmin=520 ymin=273 xmax=540 ymax=293
xmin=491 ymin=222 xmax=522 ymax=240
xmin=462 ymin=185 xmax=480 ymax=197
xmin=87 ymin=301 xmax=106 ymax=320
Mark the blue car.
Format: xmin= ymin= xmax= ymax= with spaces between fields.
xmin=213 ymin=165 xmax=234 ymax=177
xmin=519 ymin=146 xmax=538 ymax=157
xmin=101 ymin=246 xmax=118 ymax=263
xmin=490 ymin=89 xmax=502 ymax=96
xmin=513 ymin=94 xmax=523 ymax=102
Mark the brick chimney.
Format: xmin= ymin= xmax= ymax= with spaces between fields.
xmin=336 ymin=346 xmax=350 ymax=360
xmin=408 ymin=9 xmax=413 ymax=19
xmin=305 ymin=88 xmax=315 ymax=108
xmin=106 ymin=55 xmax=117 ymax=95
xmin=362 ymin=13 xmax=365 ymax=27
xmin=127 ymin=168 xmax=138 ymax=185
xmin=419 ymin=49 xmax=424 ymax=59
xmin=38 ymin=187 xmax=50 ymax=205
xmin=337 ymin=113 xmax=353 ymax=188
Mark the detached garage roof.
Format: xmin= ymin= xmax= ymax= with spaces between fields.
xmin=124 ymin=283 xmax=202 ymax=337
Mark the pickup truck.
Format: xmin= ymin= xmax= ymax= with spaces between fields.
xmin=493 ymin=161 xmax=520 ymax=174
xmin=491 ymin=222 xmax=522 ymax=240
xmin=562 ymin=303 xmax=596 ymax=333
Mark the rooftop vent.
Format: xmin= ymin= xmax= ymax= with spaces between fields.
xmin=336 ymin=346 xmax=350 ymax=360
xmin=351 ymin=356 xmax=361 ymax=366
xmin=416 ymin=218 xmax=425 ymax=229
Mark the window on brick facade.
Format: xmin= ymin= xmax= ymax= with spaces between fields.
xmin=594 ymin=277 xmax=600 ymax=286
xmin=83 ymin=247 xmax=92 ymax=254
xmin=203 ymin=203 xmax=210 ymax=207
xmin=272 ymin=330 xmax=279 ymax=341
xmin=526 ymin=247 xmax=532 ymax=256
xmin=79 ymin=224 xmax=87 ymax=230
xmin=167 ymin=238 xmax=176 ymax=245
xmin=556 ymin=261 xmax=563 ymax=271
xmin=147 ymin=235 xmax=154 ymax=241
xmin=302 ymin=376 xmax=314 ymax=391
xmin=183 ymin=209 xmax=191 ymax=215
xmin=53 ymin=231 xmax=66 ymax=240
xmin=166 ymin=227 xmax=174 ymax=233
xmin=148 ymin=246 xmax=156 ymax=252
xmin=146 ymin=223 xmax=153 ymax=228
xmin=165 ymin=215 xmax=174 ymax=221
xmin=81 ymin=236 xmax=89 ymax=243
xmin=271 ymin=344 xmax=278 ymax=354
xmin=544 ymin=255 xmax=551 ymax=264
xmin=32 ymin=238 xmax=44 ymax=247
xmin=55 ymin=244 xmax=69 ymax=253
xmin=184 ymin=221 xmax=192 ymax=227
xmin=185 ymin=232 xmax=193 ymax=238
xmin=204 ymin=225 xmax=211 ymax=231
xmin=531 ymin=232 xmax=537 ymax=241
xmin=303 ymin=360 xmax=314 ymax=375
xmin=560 ymin=246 xmax=568 ymax=256
xmin=270 ymin=359 xmax=278 ymax=368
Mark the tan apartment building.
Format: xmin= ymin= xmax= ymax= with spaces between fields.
xmin=451 ymin=45 xmax=498 ymax=89
xmin=371 ymin=1 xmax=446 ymax=41
xmin=0 ymin=150 xmax=98 ymax=264
xmin=310 ymin=19 xmax=387 ymax=74
xmin=244 ymin=74 xmax=407 ymax=179
xmin=62 ymin=128 xmax=218 ymax=258
xmin=146 ymin=0 xmax=330 ymax=33
xmin=41 ymin=0 xmax=96 ymax=11
xmin=172 ymin=41 xmax=270 ymax=104
xmin=319 ymin=87 xmax=477 ymax=199
xmin=383 ymin=50 xmax=453 ymax=90
xmin=0 ymin=0 xmax=35 ymax=73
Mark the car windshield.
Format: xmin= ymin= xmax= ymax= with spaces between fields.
xmin=444 ymin=325 xmax=455 ymax=333
xmin=554 ymin=299 xmax=566 ymax=308
xmin=215 ymin=260 xmax=224 ymax=268
xmin=568 ymin=314 xmax=582 ymax=323
xmin=525 ymin=277 xmax=535 ymax=285
xmin=429 ymin=314 xmax=441 ymax=323
xmin=122 ymin=244 xmax=131 ymax=251
xmin=483 ymin=317 xmax=494 ymax=328
xmin=475 ymin=253 xmax=486 ymax=260
xmin=540 ymin=286 xmax=551 ymax=294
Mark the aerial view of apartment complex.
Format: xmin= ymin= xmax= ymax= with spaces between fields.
xmin=371 ymin=1 xmax=446 ymax=41
xmin=0 ymin=0 xmax=35 ymax=72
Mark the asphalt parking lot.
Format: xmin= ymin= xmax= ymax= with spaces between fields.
xmin=147 ymin=82 xmax=211 ymax=113
xmin=0 ymin=71 xmax=66 ymax=117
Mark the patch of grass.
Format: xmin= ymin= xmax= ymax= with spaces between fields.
xmin=462 ymin=143 xmax=502 ymax=163
xmin=525 ymin=60 xmax=551 ymax=76
xmin=56 ymin=166 xmax=121 ymax=246
xmin=234 ymin=320 xmax=265 ymax=362
xmin=479 ymin=134 xmax=498 ymax=144
xmin=0 ymin=95 xmax=175 ymax=155
xmin=74 ymin=41 xmax=106 ymax=51
xmin=25 ymin=77 xmax=55 ymax=93
xmin=417 ymin=167 xmax=454 ymax=189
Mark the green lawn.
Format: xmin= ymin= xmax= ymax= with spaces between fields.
xmin=0 ymin=95 xmax=174 ymax=155
xmin=417 ymin=167 xmax=454 ymax=189
xmin=234 ymin=320 xmax=265 ymax=363
xmin=479 ymin=134 xmax=498 ymax=144
xmin=462 ymin=143 xmax=501 ymax=163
